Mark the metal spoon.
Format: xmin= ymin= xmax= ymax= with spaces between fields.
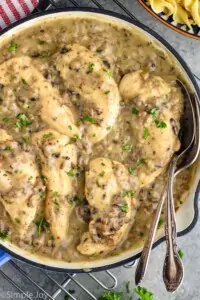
xmin=135 ymin=81 xmax=199 ymax=287
xmin=163 ymin=90 xmax=200 ymax=293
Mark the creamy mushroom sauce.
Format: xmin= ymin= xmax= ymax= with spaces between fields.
xmin=0 ymin=16 xmax=195 ymax=262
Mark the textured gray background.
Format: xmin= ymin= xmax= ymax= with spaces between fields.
xmin=0 ymin=0 xmax=200 ymax=299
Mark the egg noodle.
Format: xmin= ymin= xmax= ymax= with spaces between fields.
xmin=148 ymin=0 xmax=200 ymax=27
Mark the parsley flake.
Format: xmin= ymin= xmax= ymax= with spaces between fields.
xmin=71 ymin=134 xmax=79 ymax=142
xmin=155 ymin=120 xmax=167 ymax=128
xmin=106 ymin=126 xmax=111 ymax=131
xmin=67 ymin=169 xmax=74 ymax=177
xmin=126 ymin=281 xmax=130 ymax=294
xmin=39 ymin=39 xmax=45 ymax=45
xmin=122 ymin=144 xmax=132 ymax=152
xmin=134 ymin=286 xmax=154 ymax=300
xmin=99 ymin=171 xmax=105 ymax=177
xmin=88 ymin=63 xmax=95 ymax=73
xmin=4 ymin=146 xmax=11 ymax=151
xmin=68 ymin=125 xmax=72 ymax=130
xmin=40 ymin=190 xmax=46 ymax=200
xmin=35 ymin=217 xmax=49 ymax=236
xmin=132 ymin=107 xmax=139 ymax=115
xmin=8 ymin=41 xmax=17 ymax=52
xmin=147 ymin=107 xmax=159 ymax=120
xmin=82 ymin=115 xmax=95 ymax=123
xmin=104 ymin=69 xmax=113 ymax=77
xmin=43 ymin=133 xmax=53 ymax=139
xmin=128 ymin=166 xmax=135 ymax=175
xmin=104 ymin=90 xmax=110 ymax=95
xmin=121 ymin=190 xmax=135 ymax=198
xmin=121 ymin=201 xmax=128 ymax=212
xmin=0 ymin=231 xmax=8 ymax=240
xmin=136 ymin=158 xmax=145 ymax=166
xmin=15 ymin=113 xmax=32 ymax=128
xmin=178 ymin=249 xmax=184 ymax=259
xmin=21 ymin=78 xmax=27 ymax=85
xmin=143 ymin=127 xmax=150 ymax=139
xmin=98 ymin=291 xmax=123 ymax=300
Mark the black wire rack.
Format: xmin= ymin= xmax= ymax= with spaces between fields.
xmin=0 ymin=1 xmax=200 ymax=299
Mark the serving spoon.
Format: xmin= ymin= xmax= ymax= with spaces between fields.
xmin=135 ymin=80 xmax=199 ymax=289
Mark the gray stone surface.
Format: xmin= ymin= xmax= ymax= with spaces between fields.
xmin=0 ymin=1 xmax=200 ymax=299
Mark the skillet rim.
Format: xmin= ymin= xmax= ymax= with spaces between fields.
xmin=0 ymin=7 xmax=199 ymax=273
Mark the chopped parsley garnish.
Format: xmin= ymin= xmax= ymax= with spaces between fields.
xmin=82 ymin=115 xmax=95 ymax=123
xmin=67 ymin=169 xmax=74 ymax=177
xmin=35 ymin=217 xmax=49 ymax=236
xmin=69 ymin=195 xmax=83 ymax=205
xmin=4 ymin=146 xmax=11 ymax=151
xmin=155 ymin=120 xmax=167 ymax=128
xmin=99 ymin=171 xmax=105 ymax=177
xmin=143 ymin=127 xmax=150 ymax=139
xmin=21 ymin=78 xmax=27 ymax=85
xmin=132 ymin=107 xmax=139 ymax=115
xmin=15 ymin=113 xmax=32 ymax=128
xmin=38 ymin=39 xmax=45 ymax=45
xmin=14 ymin=169 xmax=23 ymax=174
xmin=106 ymin=126 xmax=111 ymax=131
xmin=158 ymin=218 xmax=164 ymax=227
xmin=53 ymin=191 xmax=60 ymax=206
xmin=121 ymin=190 xmax=135 ymax=198
xmin=104 ymin=69 xmax=113 ymax=77
xmin=0 ymin=231 xmax=8 ymax=240
xmin=101 ymin=162 xmax=105 ymax=166
xmin=98 ymin=291 xmax=123 ymax=300
xmin=2 ymin=117 xmax=11 ymax=123
xmin=43 ymin=132 xmax=53 ymax=139
xmin=147 ymin=107 xmax=159 ymax=120
xmin=126 ymin=281 xmax=130 ymax=293
xmin=15 ymin=218 xmax=20 ymax=224
xmin=68 ymin=125 xmax=72 ymax=130
xmin=42 ymin=175 xmax=48 ymax=182
xmin=71 ymin=134 xmax=79 ymax=142
xmin=88 ymin=63 xmax=95 ymax=73
xmin=122 ymin=144 xmax=132 ymax=152
xmin=178 ymin=249 xmax=184 ymax=259
xmin=8 ymin=41 xmax=17 ymax=52
xmin=135 ymin=286 xmax=154 ymax=300
xmin=136 ymin=158 xmax=145 ymax=166
xmin=104 ymin=90 xmax=110 ymax=95
xmin=28 ymin=176 xmax=33 ymax=181
xmin=140 ymin=232 xmax=144 ymax=237
xmin=40 ymin=190 xmax=46 ymax=200
xmin=128 ymin=166 xmax=135 ymax=175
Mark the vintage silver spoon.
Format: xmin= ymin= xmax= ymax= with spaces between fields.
xmin=135 ymin=80 xmax=199 ymax=288
xmin=163 ymin=90 xmax=200 ymax=293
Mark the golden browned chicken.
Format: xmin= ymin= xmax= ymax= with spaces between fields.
xmin=55 ymin=44 xmax=120 ymax=143
xmin=0 ymin=129 xmax=44 ymax=236
xmin=0 ymin=56 xmax=80 ymax=138
xmin=77 ymin=157 xmax=137 ymax=256
xmin=119 ymin=70 xmax=183 ymax=187
xmin=32 ymin=129 xmax=79 ymax=244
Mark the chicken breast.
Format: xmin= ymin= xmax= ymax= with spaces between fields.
xmin=55 ymin=44 xmax=120 ymax=143
xmin=77 ymin=157 xmax=136 ymax=256
xmin=119 ymin=70 xmax=183 ymax=187
xmin=32 ymin=129 xmax=78 ymax=244
xmin=0 ymin=129 xmax=44 ymax=236
xmin=0 ymin=56 xmax=80 ymax=138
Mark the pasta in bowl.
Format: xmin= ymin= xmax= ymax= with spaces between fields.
xmin=138 ymin=0 xmax=200 ymax=39
xmin=0 ymin=9 xmax=199 ymax=272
